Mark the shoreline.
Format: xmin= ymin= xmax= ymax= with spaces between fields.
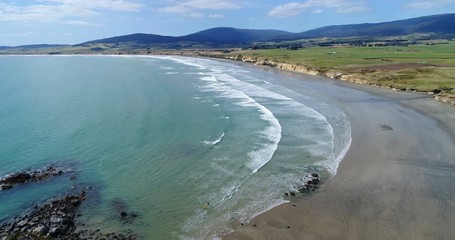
xmin=222 ymin=64 xmax=455 ymax=239
xmin=150 ymin=51 xmax=455 ymax=106
xmin=1 ymin=54 xmax=454 ymax=239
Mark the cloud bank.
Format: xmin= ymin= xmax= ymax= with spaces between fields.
xmin=267 ymin=0 xmax=369 ymax=18
xmin=155 ymin=0 xmax=240 ymax=18
xmin=0 ymin=0 xmax=145 ymax=24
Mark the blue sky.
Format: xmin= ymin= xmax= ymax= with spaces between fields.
xmin=0 ymin=0 xmax=454 ymax=46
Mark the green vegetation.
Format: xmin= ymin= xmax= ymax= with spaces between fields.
xmin=229 ymin=42 xmax=455 ymax=96
xmin=233 ymin=41 xmax=455 ymax=69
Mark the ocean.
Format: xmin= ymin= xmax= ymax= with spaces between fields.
xmin=0 ymin=56 xmax=351 ymax=239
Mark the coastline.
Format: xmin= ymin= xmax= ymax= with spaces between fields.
xmin=222 ymin=67 xmax=455 ymax=239
xmin=150 ymin=51 xmax=455 ymax=106
xmin=1 ymin=54 xmax=454 ymax=239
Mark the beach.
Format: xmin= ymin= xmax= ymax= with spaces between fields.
xmin=224 ymin=70 xmax=455 ymax=240
xmin=1 ymin=56 xmax=454 ymax=239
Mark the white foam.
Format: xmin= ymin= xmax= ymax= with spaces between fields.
xmin=152 ymin=56 xmax=207 ymax=69
xmin=222 ymin=72 xmax=352 ymax=176
xmin=165 ymin=56 xmax=348 ymax=176
xmin=161 ymin=66 xmax=175 ymax=70
xmin=202 ymin=132 xmax=225 ymax=146
xmin=198 ymin=73 xmax=282 ymax=174
xmin=153 ymin=56 xmax=352 ymax=239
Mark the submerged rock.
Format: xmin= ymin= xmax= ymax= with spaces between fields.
xmin=112 ymin=198 xmax=139 ymax=224
xmin=0 ymin=190 xmax=137 ymax=240
xmin=0 ymin=165 xmax=68 ymax=191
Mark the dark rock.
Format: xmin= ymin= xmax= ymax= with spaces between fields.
xmin=1 ymin=183 xmax=12 ymax=190
xmin=50 ymin=216 xmax=63 ymax=224
xmin=290 ymin=172 xmax=322 ymax=196
xmin=289 ymin=191 xmax=296 ymax=196
xmin=49 ymin=227 xmax=62 ymax=237
xmin=16 ymin=220 xmax=28 ymax=228
xmin=0 ymin=165 xmax=69 ymax=191
xmin=32 ymin=225 xmax=49 ymax=235
xmin=0 ymin=185 xmax=138 ymax=240
xmin=120 ymin=211 xmax=128 ymax=217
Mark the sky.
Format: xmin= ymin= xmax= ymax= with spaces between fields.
xmin=0 ymin=0 xmax=455 ymax=46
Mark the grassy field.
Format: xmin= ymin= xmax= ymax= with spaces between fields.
xmin=232 ymin=42 xmax=455 ymax=68
xmin=229 ymin=42 xmax=455 ymax=95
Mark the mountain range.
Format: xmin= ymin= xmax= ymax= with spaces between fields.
xmin=82 ymin=13 xmax=455 ymax=48
xmin=2 ymin=13 xmax=455 ymax=49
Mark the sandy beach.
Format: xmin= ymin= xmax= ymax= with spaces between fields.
xmin=224 ymin=70 xmax=455 ymax=240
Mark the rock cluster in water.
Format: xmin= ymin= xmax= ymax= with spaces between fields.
xmin=0 ymin=191 xmax=86 ymax=239
xmin=0 ymin=166 xmax=66 ymax=190
xmin=112 ymin=199 xmax=138 ymax=225
xmin=0 ymin=190 xmax=137 ymax=240
xmin=0 ymin=166 xmax=138 ymax=240
xmin=285 ymin=173 xmax=320 ymax=197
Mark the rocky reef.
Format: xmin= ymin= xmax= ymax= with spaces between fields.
xmin=0 ymin=166 xmax=67 ymax=191
xmin=0 ymin=166 xmax=138 ymax=240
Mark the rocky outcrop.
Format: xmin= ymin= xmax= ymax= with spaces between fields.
xmin=0 ymin=190 xmax=137 ymax=240
xmin=0 ymin=166 xmax=67 ymax=190
xmin=0 ymin=164 xmax=139 ymax=239
xmin=285 ymin=173 xmax=321 ymax=197
xmin=435 ymin=95 xmax=455 ymax=105
xmin=0 ymin=192 xmax=87 ymax=239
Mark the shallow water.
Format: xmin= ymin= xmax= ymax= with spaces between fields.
xmin=0 ymin=56 xmax=351 ymax=239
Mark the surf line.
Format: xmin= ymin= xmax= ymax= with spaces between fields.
xmin=164 ymin=56 xmax=283 ymax=174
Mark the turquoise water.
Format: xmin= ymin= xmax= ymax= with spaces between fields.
xmin=0 ymin=56 xmax=351 ymax=239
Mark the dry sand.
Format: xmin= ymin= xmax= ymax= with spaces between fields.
xmin=223 ymin=71 xmax=455 ymax=240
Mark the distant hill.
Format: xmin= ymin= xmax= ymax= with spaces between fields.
xmin=1 ymin=13 xmax=454 ymax=50
xmin=182 ymin=28 xmax=292 ymax=44
xmin=0 ymin=44 xmax=68 ymax=50
xmin=84 ymin=33 xmax=177 ymax=45
xmin=292 ymin=13 xmax=455 ymax=39
xmin=83 ymin=28 xmax=292 ymax=47
xmin=81 ymin=13 xmax=455 ymax=48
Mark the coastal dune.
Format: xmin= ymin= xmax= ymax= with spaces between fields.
xmin=224 ymin=73 xmax=455 ymax=240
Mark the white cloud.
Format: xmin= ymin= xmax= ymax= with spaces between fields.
xmin=405 ymin=0 xmax=455 ymax=9
xmin=336 ymin=5 xmax=369 ymax=13
xmin=0 ymin=0 xmax=145 ymax=24
xmin=208 ymin=14 xmax=226 ymax=18
xmin=267 ymin=2 xmax=307 ymax=18
xmin=66 ymin=20 xmax=99 ymax=26
xmin=156 ymin=0 xmax=240 ymax=18
xmin=0 ymin=32 xmax=36 ymax=37
xmin=187 ymin=12 xmax=205 ymax=18
xmin=268 ymin=0 xmax=369 ymax=18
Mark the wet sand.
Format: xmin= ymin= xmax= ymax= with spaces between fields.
xmin=224 ymin=71 xmax=455 ymax=240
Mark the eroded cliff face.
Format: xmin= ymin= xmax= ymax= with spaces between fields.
xmin=224 ymin=55 xmax=454 ymax=106
xmin=152 ymin=51 xmax=454 ymax=106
